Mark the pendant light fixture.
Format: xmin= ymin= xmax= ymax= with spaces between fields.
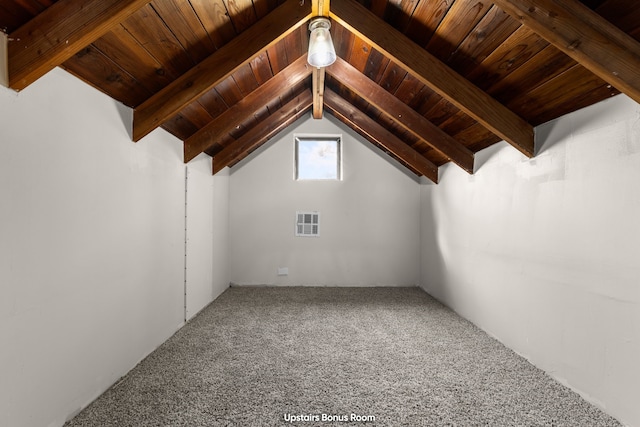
xmin=307 ymin=17 xmax=336 ymax=68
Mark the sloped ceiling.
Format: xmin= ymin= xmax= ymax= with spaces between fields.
xmin=2 ymin=0 xmax=640 ymax=182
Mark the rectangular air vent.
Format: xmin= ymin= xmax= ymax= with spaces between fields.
xmin=296 ymin=211 xmax=320 ymax=237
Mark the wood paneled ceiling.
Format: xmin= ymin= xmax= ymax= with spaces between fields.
xmin=2 ymin=0 xmax=640 ymax=182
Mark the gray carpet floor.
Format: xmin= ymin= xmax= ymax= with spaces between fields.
xmin=64 ymin=286 xmax=621 ymax=426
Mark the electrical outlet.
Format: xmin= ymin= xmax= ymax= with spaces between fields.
xmin=277 ymin=267 xmax=289 ymax=276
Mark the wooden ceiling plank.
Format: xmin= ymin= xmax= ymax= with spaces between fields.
xmin=184 ymin=55 xmax=312 ymax=163
xmin=189 ymin=0 xmax=236 ymax=49
xmin=250 ymin=52 xmax=274 ymax=85
xmin=232 ymin=63 xmax=260 ymax=97
xmin=486 ymin=45 xmax=575 ymax=104
xmin=349 ymin=36 xmax=373 ymax=73
xmin=491 ymin=0 xmax=640 ymax=105
xmin=312 ymin=67 xmax=326 ymax=119
xmin=150 ymin=0 xmax=217 ymax=64
xmin=60 ymin=44 xmax=150 ymax=108
xmin=0 ymin=4 xmax=31 ymax=34
xmin=266 ymin=39 xmax=289 ymax=75
xmin=283 ymin=24 xmax=306 ymax=61
xmin=404 ymin=0 xmax=454 ymax=48
xmin=452 ymin=122 xmax=500 ymax=149
xmin=253 ymin=0 xmax=276 ymax=20
xmin=362 ymin=48 xmax=389 ymax=83
xmin=506 ymin=63 xmax=616 ymax=126
xmin=174 ymin=101 xmax=215 ymax=129
xmin=330 ymin=0 xmax=534 ymax=158
xmin=91 ymin=24 xmax=172 ymax=95
xmin=466 ymin=26 xmax=549 ymax=92
xmin=369 ymin=0 xmax=387 ymax=19
xmin=388 ymin=0 xmax=421 ymax=32
xmin=213 ymin=90 xmax=313 ymax=174
xmin=133 ymin=0 xmax=312 ymax=142
xmin=422 ymin=97 xmax=463 ymax=128
xmin=161 ymin=114 xmax=200 ymax=141
xmin=223 ymin=0 xmax=259 ymax=34
xmin=7 ymin=0 xmax=150 ymax=91
xmin=121 ymin=4 xmax=195 ymax=80
xmin=253 ymin=104 xmax=271 ymax=123
xmin=215 ymin=74 xmax=244 ymax=107
xmin=324 ymin=87 xmax=438 ymax=182
xmin=378 ymin=61 xmax=407 ymax=94
xmin=331 ymin=21 xmax=355 ymax=60
xmin=596 ymin=0 xmax=640 ymax=36
xmin=393 ymin=73 xmax=425 ymax=107
xmin=447 ymin=5 xmax=520 ymax=76
xmin=425 ymin=0 xmax=492 ymax=61
xmin=198 ymin=88 xmax=230 ymax=119
xmin=327 ymin=57 xmax=473 ymax=173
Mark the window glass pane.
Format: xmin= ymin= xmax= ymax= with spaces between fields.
xmin=296 ymin=137 xmax=340 ymax=180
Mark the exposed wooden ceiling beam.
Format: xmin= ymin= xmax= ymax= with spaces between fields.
xmin=491 ymin=0 xmax=640 ymax=105
xmin=312 ymin=67 xmax=326 ymax=119
xmin=310 ymin=0 xmax=330 ymax=118
xmin=213 ymin=90 xmax=314 ymax=174
xmin=324 ymin=88 xmax=439 ymax=182
xmin=184 ymin=55 xmax=312 ymax=163
xmin=133 ymin=0 xmax=312 ymax=142
xmin=327 ymin=57 xmax=474 ymax=173
xmin=330 ymin=0 xmax=534 ymax=158
xmin=312 ymin=0 xmax=331 ymax=17
xmin=7 ymin=0 xmax=150 ymax=91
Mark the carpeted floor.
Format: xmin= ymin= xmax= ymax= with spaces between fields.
xmin=64 ymin=286 xmax=621 ymax=426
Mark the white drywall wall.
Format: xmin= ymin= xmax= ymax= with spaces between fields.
xmin=185 ymin=157 xmax=230 ymax=320
xmin=420 ymin=94 xmax=640 ymax=426
xmin=229 ymin=114 xmax=421 ymax=286
xmin=212 ymin=168 xmax=231 ymax=296
xmin=0 ymin=68 xmax=227 ymax=427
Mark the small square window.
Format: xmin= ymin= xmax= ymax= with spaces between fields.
xmin=296 ymin=211 xmax=320 ymax=237
xmin=295 ymin=135 xmax=341 ymax=180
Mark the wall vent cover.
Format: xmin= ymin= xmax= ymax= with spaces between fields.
xmin=296 ymin=211 xmax=320 ymax=237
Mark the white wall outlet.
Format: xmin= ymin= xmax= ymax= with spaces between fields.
xmin=277 ymin=267 xmax=289 ymax=276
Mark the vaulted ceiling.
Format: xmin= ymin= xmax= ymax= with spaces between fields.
xmin=2 ymin=0 xmax=640 ymax=182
